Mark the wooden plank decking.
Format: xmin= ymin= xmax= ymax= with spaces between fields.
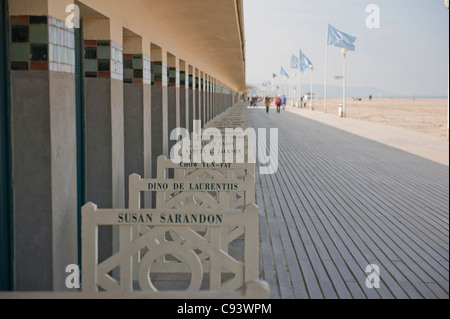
xmin=249 ymin=106 xmax=449 ymax=299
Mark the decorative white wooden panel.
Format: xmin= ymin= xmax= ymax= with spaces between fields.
xmin=81 ymin=203 xmax=259 ymax=293
xmin=154 ymin=156 xmax=255 ymax=258
xmin=127 ymin=173 xmax=256 ymax=270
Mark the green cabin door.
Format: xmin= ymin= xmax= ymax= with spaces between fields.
xmin=75 ymin=18 xmax=85 ymax=266
xmin=0 ymin=0 xmax=13 ymax=291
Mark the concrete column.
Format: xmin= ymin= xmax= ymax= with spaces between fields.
xmin=150 ymin=44 xmax=168 ymax=177
xmin=212 ymin=78 xmax=216 ymax=119
xmin=9 ymin=2 xmax=77 ymax=291
xmin=188 ymin=65 xmax=194 ymax=133
xmin=205 ymin=75 xmax=210 ymax=123
xmin=123 ymin=33 xmax=151 ymax=207
xmin=201 ymin=72 xmax=207 ymax=126
xmin=214 ymin=79 xmax=220 ymax=116
xmin=199 ymin=71 xmax=204 ymax=127
xmin=195 ymin=68 xmax=201 ymax=127
xmin=217 ymin=82 xmax=222 ymax=115
xmin=216 ymin=82 xmax=223 ymax=114
xmin=179 ymin=59 xmax=188 ymax=130
xmin=83 ymin=18 xmax=125 ymax=263
xmin=167 ymin=53 xmax=179 ymax=155
xmin=216 ymin=81 xmax=219 ymax=116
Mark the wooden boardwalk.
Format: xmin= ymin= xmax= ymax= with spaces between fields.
xmin=249 ymin=106 xmax=449 ymax=299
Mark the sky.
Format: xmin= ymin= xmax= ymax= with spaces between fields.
xmin=243 ymin=0 xmax=449 ymax=97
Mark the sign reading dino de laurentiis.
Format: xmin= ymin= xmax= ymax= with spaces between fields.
xmin=147 ymin=181 xmax=240 ymax=191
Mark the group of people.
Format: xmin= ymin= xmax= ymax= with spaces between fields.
xmin=264 ymin=95 xmax=286 ymax=114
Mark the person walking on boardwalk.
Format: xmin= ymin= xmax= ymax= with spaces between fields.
xmin=282 ymin=95 xmax=287 ymax=110
xmin=275 ymin=96 xmax=282 ymax=113
xmin=265 ymin=96 xmax=271 ymax=113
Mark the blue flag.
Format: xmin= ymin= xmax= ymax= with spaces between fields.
xmin=299 ymin=50 xmax=313 ymax=72
xmin=280 ymin=66 xmax=290 ymax=78
xmin=327 ymin=24 xmax=356 ymax=51
xmin=290 ymin=55 xmax=299 ymax=69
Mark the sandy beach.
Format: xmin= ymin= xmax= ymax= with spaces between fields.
xmin=278 ymin=97 xmax=449 ymax=166
xmin=310 ymin=98 xmax=448 ymax=138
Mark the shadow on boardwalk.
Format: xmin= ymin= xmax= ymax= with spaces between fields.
xmin=249 ymin=106 xmax=449 ymax=299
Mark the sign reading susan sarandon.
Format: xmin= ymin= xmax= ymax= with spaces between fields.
xmin=118 ymin=211 xmax=224 ymax=225
xmin=85 ymin=207 xmax=229 ymax=227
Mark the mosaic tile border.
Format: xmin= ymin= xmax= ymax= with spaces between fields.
xmin=124 ymin=53 xmax=143 ymax=83
xmin=168 ymin=67 xmax=180 ymax=88
xmin=122 ymin=54 xmax=150 ymax=84
xmin=180 ymin=71 xmax=186 ymax=88
xmin=188 ymin=74 xmax=193 ymax=90
xmin=84 ymin=40 xmax=110 ymax=78
xmin=84 ymin=40 xmax=123 ymax=79
xmin=10 ymin=15 xmax=75 ymax=73
xmin=151 ymin=61 xmax=168 ymax=86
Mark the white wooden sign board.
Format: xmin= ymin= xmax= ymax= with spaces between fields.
xmin=82 ymin=203 xmax=259 ymax=293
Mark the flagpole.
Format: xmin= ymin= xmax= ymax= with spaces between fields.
xmin=277 ymin=77 xmax=279 ymax=96
xmin=310 ymin=65 xmax=314 ymax=110
xmin=299 ymin=68 xmax=302 ymax=108
xmin=289 ymin=57 xmax=292 ymax=104
xmin=342 ymin=48 xmax=348 ymax=117
xmin=285 ymin=77 xmax=288 ymax=99
xmin=298 ymin=49 xmax=302 ymax=108
xmin=296 ymin=71 xmax=299 ymax=107
xmin=324 ymin=21 xmax=329 ymax=113
xmin=289 ymin=73 xmax=291 ymax=105
xmin=298 ymin=69 xmax=301 ymax=107
xmin=293 ymin=72 xmax=296 ymax=106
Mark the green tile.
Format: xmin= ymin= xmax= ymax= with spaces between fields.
xmin=132 ymin=58 xmax=143 ymax=69
xmin=97 ymin=46 xmax=110 ymax=59
xmin=11 ymin=43 xmax=30 ymax=61
xmin=29 ymin=25 xmax=48 ymax=43
xmin=84 ymin=59 xmax=98 ymax=72
xmin=124 ymin=68 xmax=133 ymax=79
xmin=153 ymin=65 xmax=162 ymax=73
